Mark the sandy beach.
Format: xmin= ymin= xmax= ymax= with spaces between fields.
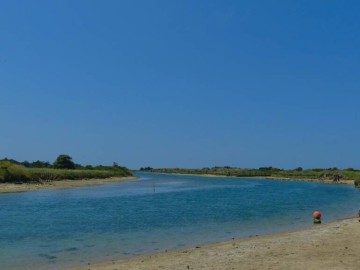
xmin=66 ymin=217 xmax=360 ymax=270
xmin=0 ymin=176 xmax=137 ymax=193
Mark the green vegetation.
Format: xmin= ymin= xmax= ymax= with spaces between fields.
xmin=355 ymin=179 xmax=360 ymax=187
xmin=53 ymin=154 xmax=76 ymax=169
xmin=140 ymin=166 xmax=360 ymax=186
xmin=0 ymin=155 xmax=132 ymax=183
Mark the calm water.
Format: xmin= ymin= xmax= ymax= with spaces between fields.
xmin=1 ymin=173 xmax=360 ymax=270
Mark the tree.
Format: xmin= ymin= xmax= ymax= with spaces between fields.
xmin=53 ymin=154 xmax=76 ymax=169
xmin=140 ymin=167 xmax=153 ymax=171
xmin=31 ymin=160 xmax=51 ymax=168
xmin=22 ymin=161 xmax=31 ymax=167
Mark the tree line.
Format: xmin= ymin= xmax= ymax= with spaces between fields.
xmin=0 ymin=155 xmax=127 ymax=171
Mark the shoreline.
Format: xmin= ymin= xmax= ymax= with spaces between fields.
xmin=1 ymin=172 xmax=355 ymax=194
xmin=140 ymin=171 xmax=355 ymax=186
xmin=0 ymin=176 xmax=138 ymax=193
xmin=66 ymin=217 xmax=360 ymax=270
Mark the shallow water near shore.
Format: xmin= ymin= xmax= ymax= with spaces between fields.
xmin=1 ymin=173 xmax=360 ymax=270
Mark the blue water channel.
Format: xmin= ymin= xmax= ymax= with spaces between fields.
xmin=1 ymin=173 xmax=360 ymax=270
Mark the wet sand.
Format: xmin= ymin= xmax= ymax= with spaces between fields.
xmin=0 ymin=176 xmax=137 ymax=193
xmin=66 ymin=217 xmax=360 ymax=270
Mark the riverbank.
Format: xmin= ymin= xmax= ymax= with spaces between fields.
xmin=0 ymin=176 xmax=137 ymax=193
xmin=143 ymin=171 xmax=355 ymax=186
xmin=262 ymin=176 xmax=354 ymax=185
xmin=66 ymin=217 xmax=360 ymax=270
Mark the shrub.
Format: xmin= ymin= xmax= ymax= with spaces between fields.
xmin=355 ymin=179 xmax=360 ymax=187
xmin=0 ymin=160 xmax=132 ymax=183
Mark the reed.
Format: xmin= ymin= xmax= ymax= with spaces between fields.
xmin=0 ymin=161 xmax=132 ymax=183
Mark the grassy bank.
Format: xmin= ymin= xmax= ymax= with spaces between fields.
xmin=0 ymin=161 xmax=132 ymax=183
xmin=140 ymin=167 xmax=360 ymax=186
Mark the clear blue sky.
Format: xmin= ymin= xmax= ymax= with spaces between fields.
xmin=1 ymin=0 xmax=359 ymax=169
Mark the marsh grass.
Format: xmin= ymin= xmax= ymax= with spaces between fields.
xmin=0 ymin=161 xmax=132 ymax=183
xmin=144 ymin=167 xmax=360 ymax=186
